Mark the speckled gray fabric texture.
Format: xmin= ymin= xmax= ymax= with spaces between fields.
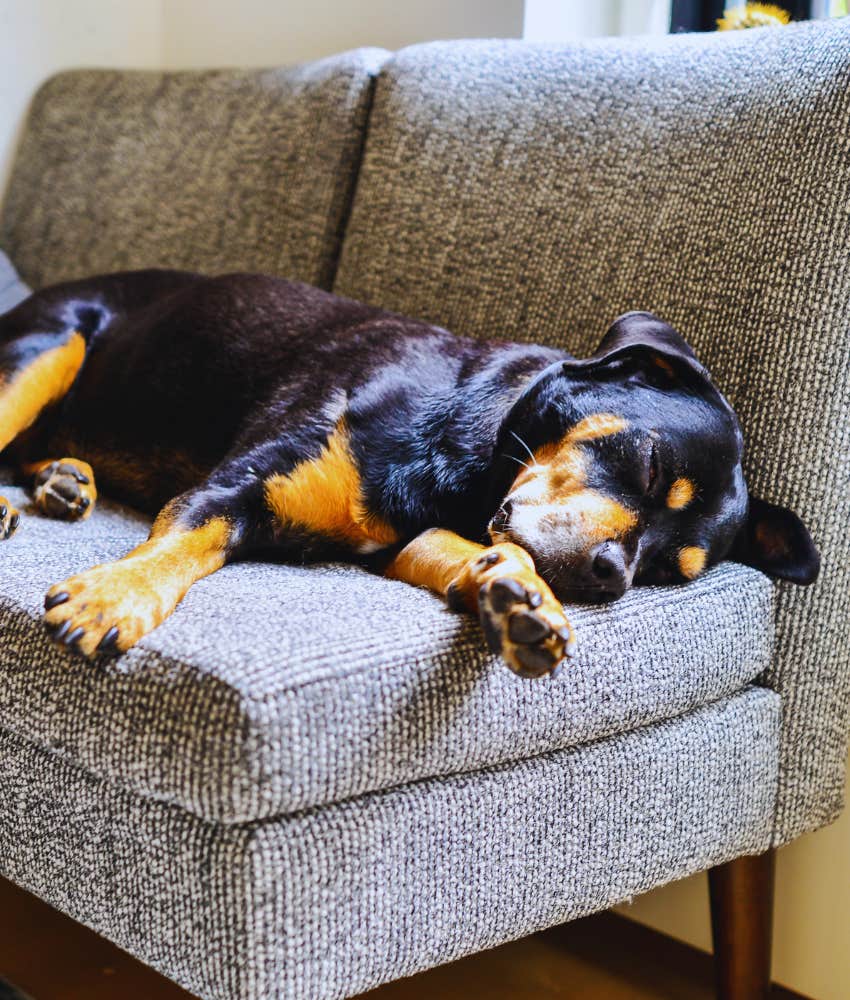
xmin=0 ymin=49 xmax=387 ymax=290
xmin=0 ymin=473 xmax=772 ymax=823
xmin=336 ymin=19 xmax=850 ymax=845
xmin=0 ymin=252 xmax=28 ymax=314
xmin=0 ymin=688 xmax=779 ymax=1000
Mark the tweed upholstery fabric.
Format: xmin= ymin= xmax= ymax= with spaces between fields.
xmin=0 ymin=688 xmax=779 ymax=1000
xmin=0 ymin=252 xmax=28 ymax=314
xmin=0 ymin=473 xmax=773 ymax=823
xmin=0 ymin=49 xmax=387 ymax=291
xmin=335 ymin=19 xmax=850 ymax=843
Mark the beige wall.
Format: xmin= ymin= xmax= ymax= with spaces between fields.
xmin=618 ymin=753 xmax=850 ymax=1000
xmin=162 ymin=0 xmax=523 ymax=68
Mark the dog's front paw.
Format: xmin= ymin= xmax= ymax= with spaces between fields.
xmin=44 ymin=563 xmax=154 ymax=657
xmin=0 ymin=498 xmax=20 ymax=540
xmin=449 ymin=543 xmax=576 ymax=678
xmin=33 ymin=459 xmax=96 ymax=521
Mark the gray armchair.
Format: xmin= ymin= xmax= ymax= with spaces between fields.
xmin=0 ymin=17 xmax=848 ymax=1000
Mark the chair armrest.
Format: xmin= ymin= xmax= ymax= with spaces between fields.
xmin=739 ymin=317 xmax=850 ymax=843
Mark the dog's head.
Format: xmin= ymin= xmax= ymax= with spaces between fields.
xmin=489 ymin=312 xmax=819 ymax=600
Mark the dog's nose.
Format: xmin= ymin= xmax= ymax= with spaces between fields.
xmin=590 ymin=541 xmax=630 ymax=599
xmin=491 ymin=500 xmax=513 ymax=533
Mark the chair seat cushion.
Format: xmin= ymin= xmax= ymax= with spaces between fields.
xmin=0 ymin=475 xmax=775 ymax=823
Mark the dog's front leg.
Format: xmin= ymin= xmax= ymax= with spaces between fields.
xmin=43 ymin=485 xmax=246 ymax=657
xmin=385 ymin=528 xmax=576 ymax=678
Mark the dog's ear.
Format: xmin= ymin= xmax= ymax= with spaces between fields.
xmin=564 ymin=311 xmax=709 ymax=387
xmin=729 ymin=495 xmax=820 ymax=584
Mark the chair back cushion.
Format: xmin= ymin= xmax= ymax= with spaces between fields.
xmin=1 ymin=49 xmax=386 ymax=289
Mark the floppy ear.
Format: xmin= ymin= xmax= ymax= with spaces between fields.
xmin=564 ymin=311 xmax=710 ymax=386
xmin=730 ymin=495 xmax=820 ymax=585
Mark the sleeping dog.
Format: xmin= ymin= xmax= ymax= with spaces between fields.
xmin=0 ymin=271 xmax=819 ymax=677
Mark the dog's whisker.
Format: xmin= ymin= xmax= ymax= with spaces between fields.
xmin=501 ymin=453 xmax=530 ymax=469
xmin=509 ymin=429 xmax=536 ymax=463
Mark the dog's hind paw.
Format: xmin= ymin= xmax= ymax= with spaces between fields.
xmin=448 ymin=542 xmax=576 ymax=678
xmin=33 ymin=459 xmax=96 ymax=521
xmin=0 ymin=498 xmax=20 ymax=540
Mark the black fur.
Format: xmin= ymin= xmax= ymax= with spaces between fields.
xmin=0 ymin=271 xmax=819 ymax=591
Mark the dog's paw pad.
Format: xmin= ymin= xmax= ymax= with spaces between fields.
xmin=0 ymin=499 xmax=20 ymax=540
xmin=34 ymin=460 xmax=96 ymax=521
xmin=478 ymin=572 xmax=574 ymax=678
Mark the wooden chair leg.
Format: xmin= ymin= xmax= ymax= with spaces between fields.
xmin=708 ymin=849 xmax=776 ymax=1000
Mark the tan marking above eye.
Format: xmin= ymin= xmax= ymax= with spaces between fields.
xmin=566 ymin=413 xmax=629 ymax=443
xmin=524 ymin=412 xmax=627 ymax=484
xmin=678 ymin=545 xmax=707 ymax=579
xmin=667 ymin=477 xmax=696 ymax=510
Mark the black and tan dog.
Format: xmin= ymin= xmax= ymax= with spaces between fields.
xmin=0 ymin=271 xmax=819 ymax=677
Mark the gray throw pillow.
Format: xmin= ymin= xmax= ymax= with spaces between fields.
xmin=0 ymin=250 xmax=30 ymax=314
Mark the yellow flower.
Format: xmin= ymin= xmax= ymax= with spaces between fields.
xmin=717 ymin=3 xmax=791 ymax=29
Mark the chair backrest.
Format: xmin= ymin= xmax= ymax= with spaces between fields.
xmin=0 ymin=48 xmax=386 ymax=290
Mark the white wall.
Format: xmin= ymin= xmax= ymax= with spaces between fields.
xmin=523 ymin=0 xmax=671 ymax=41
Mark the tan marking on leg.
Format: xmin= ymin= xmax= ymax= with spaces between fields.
xmin=0 ymin=333 xmax=86 ymax=451
xmin=0 ymin=497 xmax=20 ymax=540
xmin=679 ymin=545 xmax=707 ymax=580
xmin=25 ymin=458 xmax=97 ymax=521
xmin=385 ymin=528 xmax=484 ymax=598
xmin=667 ymin=477 xmax=696 ymax=511
xmin=265 ymin=423 xmax=398 ymax=553
xmin=386 ymin=528 xmax=575 ymax=677
xmin=44 ymin=515 xmax=231 ymax=656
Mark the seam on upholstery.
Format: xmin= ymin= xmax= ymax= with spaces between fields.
xmin=769 ymin=694 xmax=785 ymax=847
xmin=325 ymin=68 xmax=381 ymax=291
xmin=230 ymin=685 xmax=780 ymax=830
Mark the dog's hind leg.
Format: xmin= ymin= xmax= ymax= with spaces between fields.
xmin=0 ymin=295 xmax=94 ymax=539
xmin=42 ymin=471 xmax=257 ymax=657
xmin=386 ymin=528 xmax=577 ymax=679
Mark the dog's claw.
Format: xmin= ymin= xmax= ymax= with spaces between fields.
xmin=97 ymin=627 xmax=120 ymax=655
xmin=50 ymin=619 xmax=72 ymax=641
xmin=45 ymin=591 xmax=70 ymax=610
xmin=558 ymin=625 xmax=578 ymax=657
xmin=64 ymin=626 xmax=86 ymax=648
xmin=0 ymin=497 xmax=20 ymax=540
